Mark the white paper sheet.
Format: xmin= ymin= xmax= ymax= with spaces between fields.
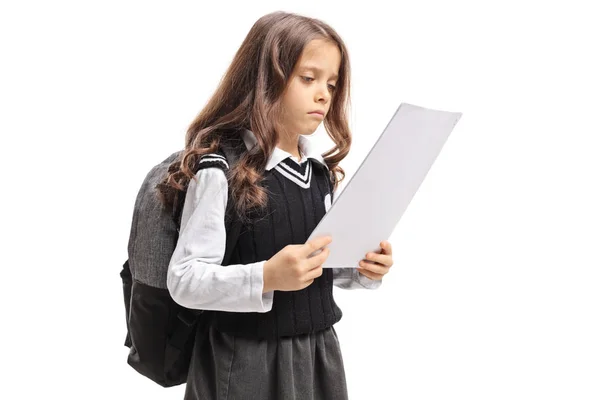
xmin=307 ymin=102 xmax=462 ymax=268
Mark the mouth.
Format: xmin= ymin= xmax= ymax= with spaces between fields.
xmin=308 ymin=111 xmax=325 ymax=117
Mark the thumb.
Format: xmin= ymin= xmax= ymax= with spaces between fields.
xmin=303 ymin=236 xmax=332 ymax=258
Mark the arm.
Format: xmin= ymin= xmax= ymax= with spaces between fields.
xmin=332 ymin=267 xmax=382 ymax=290
xmin=167 ymin=166 xmax=274 ymax=312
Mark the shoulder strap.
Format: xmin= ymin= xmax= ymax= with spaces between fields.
xmin=172 ymin=136 xmax=247 ymax=265
xmin=221 ymin=135 xmax=246 ymax=265
xmin=167 ymin=138 xmax=246 ymax=358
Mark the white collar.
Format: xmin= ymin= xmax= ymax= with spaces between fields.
xmin=240 ymin=129 xmax=328 ymax=171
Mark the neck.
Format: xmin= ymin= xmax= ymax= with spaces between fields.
xmin=277 ymin=134 xmax=301 ymax=161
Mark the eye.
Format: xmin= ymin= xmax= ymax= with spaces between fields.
xmin=301 ymin=76 xmax=314 ymax=82
xmin=328 ymin=84 xmax=337 ymax=91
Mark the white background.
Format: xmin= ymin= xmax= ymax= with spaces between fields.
xmin=1 ymin=1 xmax=599 ymax=399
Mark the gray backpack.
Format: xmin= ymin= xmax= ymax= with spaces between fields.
xmin=120 ymin=142 xmax=245 ymax=387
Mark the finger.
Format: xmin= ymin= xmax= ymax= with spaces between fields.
xmin=380 ymin=241 xmax=392 ymax=255
xmin=304 ymin=266 xmax=323 ymax=282
xmin=308 ymin=247 xmax=330 ymax=268
xmin=357 ymin=267 xmax=383 ymax=281
xmin=358 ymin=259 xmax=389 ymax=275
xmin=303 ymin=236 xmax=332 ymax=257
xmin=299 ymin=279 xmax=315 ymax=290
xmin=364 ymin=252 xmax=392 ymax=267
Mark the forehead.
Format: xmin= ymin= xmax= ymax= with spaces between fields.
xmin=295 ymin=39 xmax=341 ymax=78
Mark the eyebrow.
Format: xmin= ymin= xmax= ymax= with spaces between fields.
xmin=301 ymin=66 xmax=339 ymax=80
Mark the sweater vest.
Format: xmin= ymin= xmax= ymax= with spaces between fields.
xmin=213 ymin=156 xmax=343 ymax=339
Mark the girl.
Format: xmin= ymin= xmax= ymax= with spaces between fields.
xmin=159 ymin=11 xmax=394 ymax=400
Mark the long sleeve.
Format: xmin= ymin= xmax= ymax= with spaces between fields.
xmin=167 ymin=166 xmax=274 ymax=313
xmin=332 ymin=267 xmax=383 ymax=290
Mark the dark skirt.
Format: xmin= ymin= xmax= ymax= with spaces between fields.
xmin=184 ymin=314 xmax=349 ymax=400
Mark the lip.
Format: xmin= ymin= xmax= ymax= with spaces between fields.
xmin=308 ymin=111 xmax=325 ymax=117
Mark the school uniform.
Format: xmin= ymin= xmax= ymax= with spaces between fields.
xmin=167 ymin=129 xmax=381 ymax=400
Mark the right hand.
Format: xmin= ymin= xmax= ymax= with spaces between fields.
xmin=262 ymin=236 xmax=332 ymax=293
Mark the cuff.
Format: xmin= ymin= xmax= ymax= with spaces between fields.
xmin=251 ymin=261 xmax=274 ymax=312
xmin=355 ymin=269 xmax=383 ymax=289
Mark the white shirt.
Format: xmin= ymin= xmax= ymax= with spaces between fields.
xmin=167 ymin=129 xmax=381 ymax=313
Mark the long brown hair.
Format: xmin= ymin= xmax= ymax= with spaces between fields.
xmin=157 ymin=11 xmax=352 ymax=221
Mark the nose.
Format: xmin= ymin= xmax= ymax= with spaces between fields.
xmin=315 ymin=83 xmax=331 ymax=104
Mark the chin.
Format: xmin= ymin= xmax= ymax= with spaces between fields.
xmin=302 ymin=125 xmax=320 ymax=136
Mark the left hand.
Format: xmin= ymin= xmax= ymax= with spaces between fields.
xmin=358 ymin=240 xmax=394 ymax=281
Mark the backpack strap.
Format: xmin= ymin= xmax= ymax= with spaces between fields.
xmin=221 ymin=135 xmax=246 ymax=266
xmin=223 ymin=197 xmax=243 ymax=266
xmin=168 ymin=137 xmax=247 ymax=355
xmin=172 ymin=136 xmax=246 ymax=235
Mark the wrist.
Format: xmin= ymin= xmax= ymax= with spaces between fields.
xmin=262 ymin=260 xmax=273 ymax=293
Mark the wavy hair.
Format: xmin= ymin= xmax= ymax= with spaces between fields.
xmin=157 ymin=11 xmax=352 ymax=221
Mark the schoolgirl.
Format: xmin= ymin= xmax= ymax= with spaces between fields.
xmin=160 ymin=11 xmax=394 ymax=400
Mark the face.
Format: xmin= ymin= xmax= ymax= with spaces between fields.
xmin=279 ymin=38 xmax=342 ymax=137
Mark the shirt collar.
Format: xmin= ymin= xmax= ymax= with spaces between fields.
xmin=240 ymin=128 xmax=328 ymax=171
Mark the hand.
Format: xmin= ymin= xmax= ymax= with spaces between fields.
xmin=358 ymin=240 xmax=394 ymax=281
xmin=263 ymin=236 xmax=332 ymax=292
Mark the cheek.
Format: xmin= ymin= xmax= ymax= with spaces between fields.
xmin=286 ymin=82 xmax=308 ymax=110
